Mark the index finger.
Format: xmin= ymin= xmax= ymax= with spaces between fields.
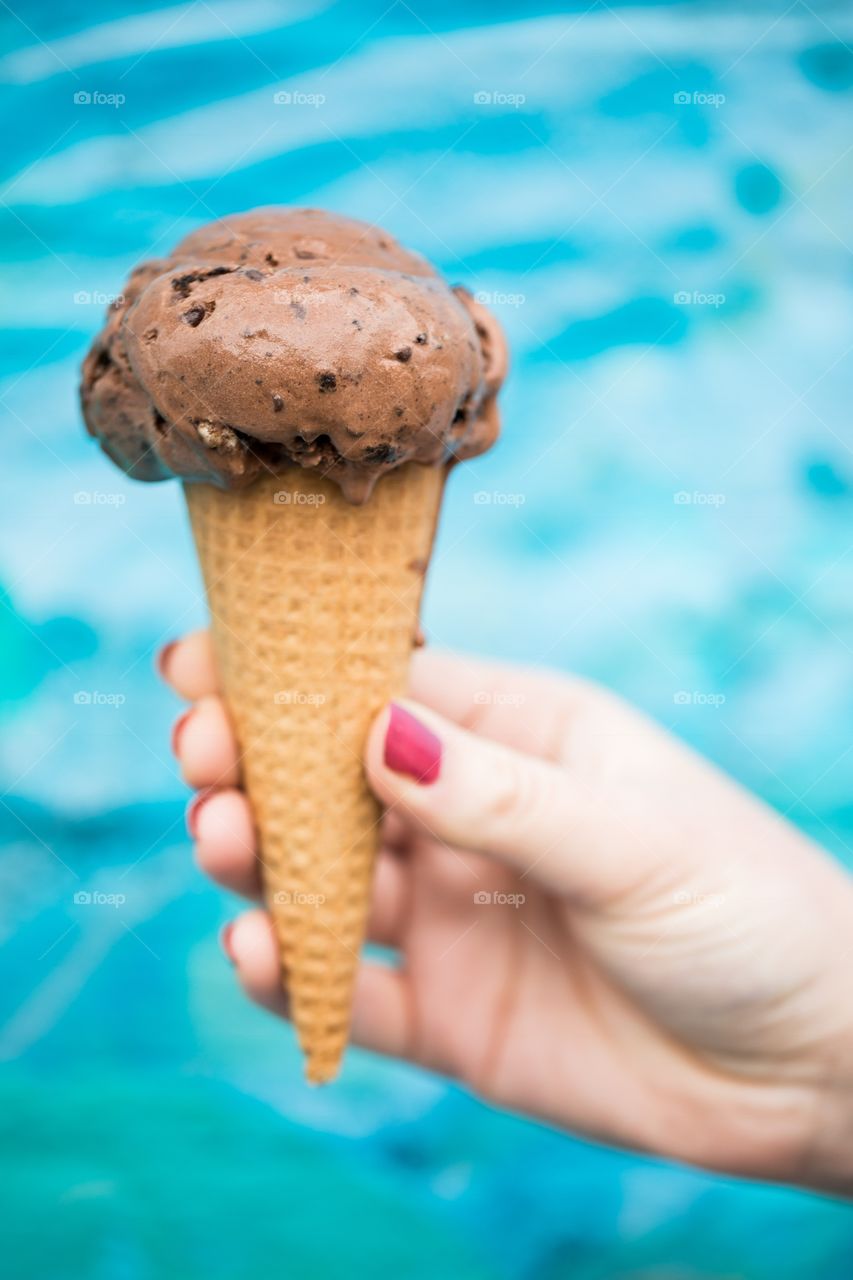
xmin=158 ymin=629 xmax=219 ymax=700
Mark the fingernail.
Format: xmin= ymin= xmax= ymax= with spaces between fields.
xmin=156 ymin=640 xmax=177 ymax=679
xmin=171 ymin=709 xmax=192 ymax=757
xmin=220 ymin=922 xmax=236 ymax=965
xmin=186 ymin=788 xmax=214 ymax=839
xmin=384 ymin=702 xmax=442 ymax=785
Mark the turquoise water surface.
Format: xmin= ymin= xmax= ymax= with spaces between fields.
xmin=2 ymin=2 xmax=853 ymax=1276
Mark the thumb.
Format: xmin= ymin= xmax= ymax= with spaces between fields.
xmin=365 ymin=699 xmax=607 ymax=902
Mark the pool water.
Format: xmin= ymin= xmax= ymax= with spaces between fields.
xmin=2 ymin=2 xmax=853 ymax=1276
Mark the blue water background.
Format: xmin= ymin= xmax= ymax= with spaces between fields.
xmin=2 ymin=1 xmax=853 ymax=1275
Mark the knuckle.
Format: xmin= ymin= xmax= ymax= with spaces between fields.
xmin=482 ymin=750 xmax=565 ymax=845
xmin=485 ymin=753 xmax=527 ymax=823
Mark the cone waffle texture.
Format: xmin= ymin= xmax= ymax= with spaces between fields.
xmin=185 ymin=462 xmax=444 ymax=1082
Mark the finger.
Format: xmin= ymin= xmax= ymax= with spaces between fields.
xmin=174 ymin=694 xmax=240 ymax=789
xmin=227 ymin=909 xmax=290 ymax=1017
xmin=407 ymin=647 xmax=590 ymax=760
xmin=380 ymin=807 xmax=411 ymax=854
xmin=199 ymin=795 xmax=408 ymax=938
xmin=227 ymin=909 xmax=413 ymax=1062
xmin=158 ymin=629 xmax=219 ymax=701
xmin=350 ymin=962 xmax=412 ymax=1062
xmin=367 ymin=849 xmax=408 ymax=949
xmin=191 ymin=787 xmax=261 ymax=902
xmin=365 ymin=698 xmax=623 ymax=908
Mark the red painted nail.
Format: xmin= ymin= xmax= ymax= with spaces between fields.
xmin=186 ymin=788 xmax=214 ymax=839
xmin=220 ymin=922 xmax=236 ymax=965
xmin=171 ymin=709 xmax=192 ymax=757
xmin=384 ymin=703 xmax=442 ymax=785
xmin=156 ymin=640 xmax=177 ymax=679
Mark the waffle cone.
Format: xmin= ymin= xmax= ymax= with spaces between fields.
xmin=184 ymin=462 xmax=445 ymax=1082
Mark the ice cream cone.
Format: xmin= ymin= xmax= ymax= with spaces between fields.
xmin=184 ymin=461 xmax=445 ymax=1082
xmin=81 ymin=205 xmax=506 ymax=1082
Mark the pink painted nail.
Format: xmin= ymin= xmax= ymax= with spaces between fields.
xmin=186 ymin=788 xmax=214 ymax=839
xmin=384 ymin=703 xmax=442 ymax=785
xmin=156 ymin=640 xmax=177 ymax=679
xmin=220 ymin=922 xmax=236 ymax=964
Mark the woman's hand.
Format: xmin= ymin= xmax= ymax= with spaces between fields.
xmin=160 ymin=632 xmax=853 ymax=1193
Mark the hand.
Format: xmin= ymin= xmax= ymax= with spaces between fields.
xmin=161 ymin=633 xmax=853 ymax=1192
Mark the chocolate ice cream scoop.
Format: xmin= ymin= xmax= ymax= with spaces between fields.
xmin=81 ymin=208 xmax=506 ymax=502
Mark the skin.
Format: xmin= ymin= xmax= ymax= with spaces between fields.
xmin=162 ymin=632 xmax=853 ymax=1194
